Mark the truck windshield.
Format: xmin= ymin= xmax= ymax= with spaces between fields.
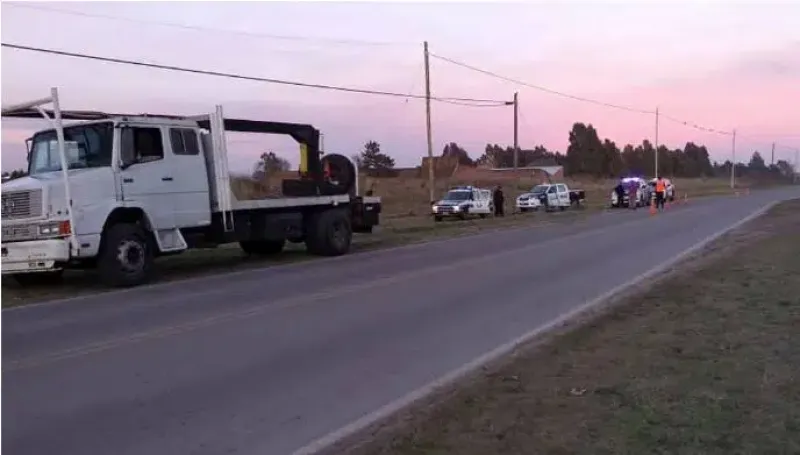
xmin=28 ymin=122 xmax=114 ymax=175
xmin=443 ymin=190 xmax=471 ymax=201
xmin=531 ymin=185 xmax=549 ymax=194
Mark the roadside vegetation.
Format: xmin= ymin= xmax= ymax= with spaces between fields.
xmin=329 ymin=198 xmax=800 ymax=455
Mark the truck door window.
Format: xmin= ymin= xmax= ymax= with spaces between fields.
xmin=556 ymin=184 xmax=566 ymax=193
xmin=121 ymin=127 xmax=164 ymax=166
xmin=547 ymin=186 xmax=557 ymax=194
xmin=169 ymin=128 xmax=200 ymax=156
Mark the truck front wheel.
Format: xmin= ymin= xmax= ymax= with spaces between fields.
xmin=306 ymin=209 xmax=352 ymax=256
xmin=98 ymin=223 xmax=154 ymax=287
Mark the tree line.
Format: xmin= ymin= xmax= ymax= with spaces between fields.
xmin=343 ymin=122 xmax=796 ymax=180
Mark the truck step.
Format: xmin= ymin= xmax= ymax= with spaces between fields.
xmin=156 ymin=228 xmax=188 ymax=253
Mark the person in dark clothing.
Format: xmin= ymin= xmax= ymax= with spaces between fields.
xmin=493 ymin=185 xmax=505 ymax=216
xmin=614 ymin=183 xmax=625 ymax=207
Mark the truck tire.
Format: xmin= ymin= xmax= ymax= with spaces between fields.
xmin=240 ymin=240 xmax=285 ymax=256
xmin=98 ymin=223 xmax=154 ymax=287
xmin=13 ymin=270 xmax=64 ymax=287
xmin=305 ymin=209 xmax=352 ymax=256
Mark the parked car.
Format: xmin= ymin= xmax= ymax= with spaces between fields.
xmin=611 ymin=177 xmax=650 ymax=208
xmin=648 ymin=178 xmax=675 ymax=202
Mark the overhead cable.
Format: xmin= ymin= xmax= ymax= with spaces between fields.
xmin=1 ymin=43 xmax=509 ymax=106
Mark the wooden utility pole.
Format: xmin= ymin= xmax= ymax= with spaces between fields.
xmin=654 ymin=106 xmax=659 ymax=178
xmin=771 ymin=142 xmax=775 ymax=166
xmin=730 ymin=129 xmax=737 ymax=189
xmin=423 ymin=41 xmax=435 ymax=203
xmin=513 ymin=92 xmax=519 ymax=169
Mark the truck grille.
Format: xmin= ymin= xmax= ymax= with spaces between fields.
xmin=1 ymin=190 xmax=43 ymax=220
xmin=437 ymin=206 xmax=454 ymax=214
xmin=1 ymin=223 xmax=38 ymax=242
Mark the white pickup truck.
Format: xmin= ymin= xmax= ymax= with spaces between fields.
xmin=1 ymin=88 xmax=382 ymax=287
xmin=516 ymin=183 xmax=585 ymax=212
xmin=431 ymin=186 xmax=493 ymax=221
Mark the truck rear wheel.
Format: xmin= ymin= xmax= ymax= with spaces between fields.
xmin=98 ymin=223 xmax=153 ymax=287
xmin=305 ymin=209 xmax=352 ymax=256
xmin=240 ymin=239 xmax=285 ymax=255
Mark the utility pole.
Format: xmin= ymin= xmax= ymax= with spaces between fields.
xmin=771 ymin=142 xmax=775 ymax=166
xmin=795 ymin=149 xmax=799 ymax=184
xmin=654 ymin=106 xmax=659 ymax=178
xmin=730 ymin=129 xmax=737 ymax=189
xmin=513 ymin=92 xmax=519 ymax=170
xmin=423 ymin=41 xmax=435 ymax=204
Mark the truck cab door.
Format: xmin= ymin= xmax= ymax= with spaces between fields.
xmin=556 ymin=184 xmax=569 ymax=206
xmin=119 ymin=125 xmax=176 ymax=230
xmin=167 ymin=127 xmax=211 ymax=227
xmin=546 ymin=185 xmax=558 ymax=206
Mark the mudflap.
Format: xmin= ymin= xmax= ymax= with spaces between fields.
xmin=351 ymin=197 xmax=381 ymax=233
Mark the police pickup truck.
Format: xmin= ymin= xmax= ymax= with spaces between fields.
xmin=516 ymin=183 xmax=585 ymax=212
xmin=431 ymin=186 xmax=492 ymax=221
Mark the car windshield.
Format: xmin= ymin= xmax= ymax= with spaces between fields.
xmin=531 ymin=185 xmax=549 ymax=194
xmin=443 ymin=190 xmax=471 ymax=201
xmin=28 ymin=122 xmax=114 ymax=175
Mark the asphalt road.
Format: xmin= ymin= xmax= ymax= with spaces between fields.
xmin=4 ymin=188 xmax=799 ymax=455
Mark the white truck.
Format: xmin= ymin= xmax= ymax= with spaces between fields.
xmin=516 ymin=183 xmax=585 ymax=212
xmin=1 ymin=89 xmax=382 ymax=287
xmin=431 ymin=186 xmax=493 ymax=221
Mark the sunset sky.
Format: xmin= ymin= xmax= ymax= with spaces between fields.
xmin=2 ymin=1 xmax=799 ymax=173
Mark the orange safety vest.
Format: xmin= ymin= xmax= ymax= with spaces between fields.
xmin=656 ymin=180 xmax=666 ymax=192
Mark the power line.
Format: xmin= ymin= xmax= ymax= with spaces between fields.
xmin=659 ymin=113 xmax=732 ymax=136
xmin=5 ymin=2 xmax=414 ymax=48
xmin=1 ymin=43 xmax=510 ymax=106
xmin=428 ymin=51 xmax=654 ymax=115
xmin=429 ymin=50 xmax=755 ymax=140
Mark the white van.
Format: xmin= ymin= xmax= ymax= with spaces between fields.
xmin=431 ymin=186 xmax=493 ymax=221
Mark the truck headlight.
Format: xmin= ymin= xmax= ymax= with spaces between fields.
xmin=39 ymin=221 xmax=71 ymax=236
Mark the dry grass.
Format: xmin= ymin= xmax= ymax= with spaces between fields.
xmin=329 ymin=199 xmax=800 ymax=455
xmin=232 ymin=168 xmax=762 ymax=220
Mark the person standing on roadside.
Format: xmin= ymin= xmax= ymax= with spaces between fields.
xmin=655 ymin=175 xmax=667 ymax=211
xmin=626 ymin=178 xmax=639 ymax=209
xmin=493 ymin=185 xmax=505 ymax=217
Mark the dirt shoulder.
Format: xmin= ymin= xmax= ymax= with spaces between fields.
xmin=326 ymin=198 xmax=800 ymax=455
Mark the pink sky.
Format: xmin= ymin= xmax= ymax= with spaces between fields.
xmin=2 ymin=2 xmax=799 ymax=173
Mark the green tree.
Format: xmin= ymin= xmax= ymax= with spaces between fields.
xmin=252 ymin=151 xmax=291 ymax=180
xmin=358 ymin=140 xmax=396 ymax=177
xmin=441 ymin=142 xmax=473 ymax=166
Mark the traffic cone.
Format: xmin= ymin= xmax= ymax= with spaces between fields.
xmin=649 ymin=199 xmax=657 ymax=215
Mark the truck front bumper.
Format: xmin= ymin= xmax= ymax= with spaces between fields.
xmin=1 ymin=239 xmax=70 ymax=274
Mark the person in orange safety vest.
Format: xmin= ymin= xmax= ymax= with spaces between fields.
xmin=654 ymin=176 xmax=667 ymax=211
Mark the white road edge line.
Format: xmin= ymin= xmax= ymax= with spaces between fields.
xmin=289 ymin=199 xmax=780 ymax=455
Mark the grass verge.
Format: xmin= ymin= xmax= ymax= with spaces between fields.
xmin=328 ymin=198 xmax=800 ymax=455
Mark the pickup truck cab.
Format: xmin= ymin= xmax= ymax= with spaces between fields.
xmin=431 ymin=186 xmax=492 ymax=221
